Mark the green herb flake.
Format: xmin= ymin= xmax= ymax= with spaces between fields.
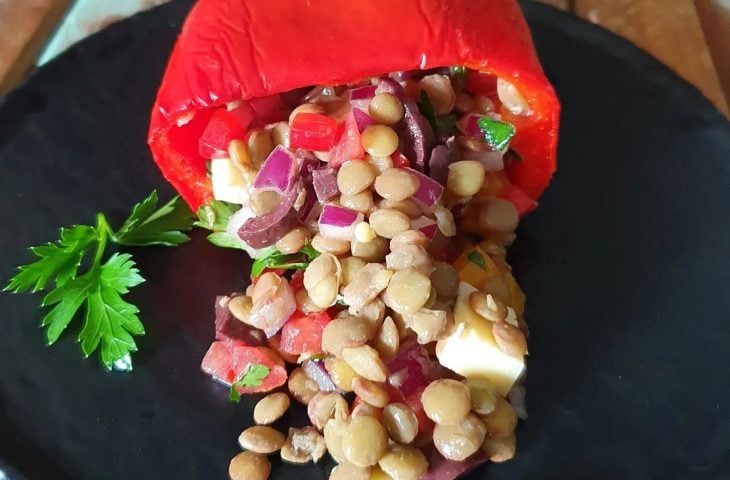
xmin=467 ymin=251 xmax=487 ymax=271
xmin=250 ymin=241 xmax=320 ymax=279
xmin=477 ymin=117 xmax=516 ymax=151
xmin=229 ymin=364 xmax=270 ymax=403
xmin=4 ymin=191 xmax=195 ymax=370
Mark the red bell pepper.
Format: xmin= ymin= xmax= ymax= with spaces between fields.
xmin=148 ymin=0 xmax=560 ymax=212
xmin=198 ymin=109 xmax=245 ymax=159
xmin=290 ymin=113 xmax=339 ymax=151
xmin=279 ymin=310 xmax=331 ymax=355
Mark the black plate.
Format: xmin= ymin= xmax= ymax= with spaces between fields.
xmin=1 ymin=1 xmax=729 ymax=479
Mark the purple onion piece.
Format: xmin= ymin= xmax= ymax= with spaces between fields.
xmin=214 ymin=295 xmax=265 ymax=346
xmin=312 ymin=167 xmax=339 ymax=203
xmin=238 ymin=185 xmax=301 ymax=248
xmin=400 ymin=101 xmax=435 ymax=172
xmin=303 ymin=360 xmax=338 ymax=392
xmin=253 ymin=145 xmax=297 ymax=192
xmin=352 ymin=108 xmax=376 ymax=132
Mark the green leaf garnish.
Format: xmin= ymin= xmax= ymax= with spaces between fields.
xmin=467 ymin=251 xmax=487 ymax=271
xmin=418 ymin=90 xmax=458 ymax=137
xmin=229 ymin=364 xmax=270 ymax=403
xmin=477 ymin=117 xmax=516 ymax=151
xmin=195 ymin=200 xmax=246 ymax=250
xmin=250 ymin=241 xmax=320 ymax=279
xmin=5 ymin=191 xmax=195 ymax=370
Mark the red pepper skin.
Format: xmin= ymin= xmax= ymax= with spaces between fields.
xmin=149 ymin=0 xmax=560 ymax=212
xmin=290 ymin=113 xmax=339 ymax=151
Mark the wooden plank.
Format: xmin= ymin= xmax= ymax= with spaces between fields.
xmin=0 ymin=0 xmax=71 ymax=95
xmin=694 ymin=0 xmax=730 ymax=113
xmin=572 ymin=0 xmax=728 ymax=115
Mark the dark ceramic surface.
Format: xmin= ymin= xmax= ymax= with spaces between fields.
xmin=1 ymin=1 xmax=729 ymax=478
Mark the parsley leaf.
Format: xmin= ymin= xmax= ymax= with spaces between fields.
xmin=5 ymin=191 xmax=195 ymax=371
xmin=250 ymin=242 xmax=320 ymax=279
xmin=477 ymin=117 xmax=516 ymax=151
xmin=4 ymin=225 xmax=97 ymax=293
xmin=113 ymin=191 xmax=195 ymax=246
xmin=417 ymin=90 xmax=458 ymax=137
xmin=467 ymin=251 xmax=487 ymax=271
xmin=195 ymin=200 xmax=246 ymax=250
xmin=229 ymin=364 xmax=270 ymax=403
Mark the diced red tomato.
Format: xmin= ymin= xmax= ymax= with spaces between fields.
xmin=201 ymin=341 xmax=287 ymax=394
xmin=198 ymin=108 xmax=246 ymax=159
xmin=267 ymin=335 xmax=299 ymax=364
xmin=327 ymin=111 xmax=365 ymax=167
xmin=391 ymin=151 xmax=411 ymax=168
xmin=280 ymin=310 xmax=331 ymax=355
xmin=466 ymin=71 xmax=498 ymax=97
xmin=499 ymin=183 xmax=537 ymax=216
xmin=290 ymin=113 xmax=339 ymax=151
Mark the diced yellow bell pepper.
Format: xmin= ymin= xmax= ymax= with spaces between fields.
xmin=502 ymin=270 xmax=526 ymax=316
xmin=453 ymin=245 xmax=501 ymax=289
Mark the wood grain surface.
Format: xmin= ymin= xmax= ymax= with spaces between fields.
xmin=0 ymin=0 xmax=728 ymax=116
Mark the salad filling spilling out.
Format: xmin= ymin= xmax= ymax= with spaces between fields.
xmin=196 ymin=67 xmax=534 ymax=480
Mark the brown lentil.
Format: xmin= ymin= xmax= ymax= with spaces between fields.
xmin=478 ymin=197 xmax=519 ymax=234
xmin=482 ymin=276 xmax=511 ymax=304
xmin=324 ymin=356 xmax=357 ymax=392
xmin=280 ymin=426 xmax=327 ymax=464
xmin=251 ymin=190 xmax=280 ymax=216
xmin=482 ymin=432 xmax=516 ymax=462
xmin=308 ymin=392 xmax=350 ymax=430
xmin=337 ymin=161 xmax=377 ymax=195
xmin=372 ymin=316 xmax=400 ymax=362
xmin=342 ymin=263 xmax=392 ymax=310
xmin=296 ymin=289 xmax=327 ymax=314
xmin=340 ymin=191 xmax=374 ymax=214
xmin=454 ymin=92 xmax=475 ymax=114
xmin=270 ymin=121 xmax=290 ymax=148
xmin=369 ymin=209 xmax=411 ymax=239
xmin=385 ymin=268 xmax=432 ymax=314
xmin=368 ymin=92 xmax=405 ymax=125
xmin=321 ymin=315 xmax=374 ymax=356
xmin=374 ymin=168 xmax=420 ymax=201
xmin=323 ymin=417 xmax=349 ymax=463
xmin=247 ymin=129 xmax=275 ymax=169
xmin=492 ymin=321 xmax=528 ymax=357
xmin=421 ymin=379 xmax=472 ymax=425
xmin=329 ymin=463 xmax=372 ymax=480
xmin=390 ymin=230 xmax=430 ymax=251
xmin=433 ymin=205 xmax=457 ymax=237
xmin=304 ymin=253 xmax=341 ymax=308
xmin=228 ymin=295 xmax=253 ymax=323
xmin=469 ymin=292 xmax=507 ymax=322
xmin=342 ymin=415 xmax=389 ymax=467
xmin=351 ymin=401 xmax=382 ymax=419
xmin=275 ymin=226 xmax=311 ymax=254
xmin=464 ymin=378 xmax=499 ymax=415
xmin=382 ymin=403 xmax=419 ymax=444
xmin=339 ymin=256 xmax=366 ymax=290
xmin=228 ymin=139 xmax=257 ymax=182
xmin=480 ymin=397 xmax=518 ymax=438
xmin=311 ymin=234 xmax=351 ymax=255
xmin=403 ymin=308 xmax=452 ymax=344
xmin=289 ymin=103 xmax=325 ymax=123
xmin=430 ymin=262 xmax=460 ymax=298
xmin=418 ymin=74 xmax=456 ymax=115
xmin=432 ymin=413 xmax=487 ymax=461
xmin=377 ymin=444 xmax=429 ymax=480
xmin=362 ymin=125 xmax=399 ymax=157
xmin=351 ymin=236 xmax=389 ymax=262
xmin=228 ymin=451 xmax=271 ymax=480
xmin=352 ymin=377 xmax=389 ymax=408
xmin=378 ymin=198 xmax=423 ymax=218
xmin=238 ymin=426 xmax=286 ymax=454
xmin=447 ymin=160 xmax=485 ymax=197
xmin=253 ymin=392 xmax=290 ymax=425
xmin=385 ymin=244 xmax=433 ymax=275
xmin=341 ymin=345 xmax=387 ymax=382
xmin=288 ymin=367 xmax=320 ymax=405
xmin=367 ymin=154 xmax=393 ymax=173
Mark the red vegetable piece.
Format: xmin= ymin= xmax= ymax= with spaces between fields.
xmin=198 ymin=109 xmax=245 ymax=159
xmin=280 ymin=310 xmax=331 ymax=355
xmin=290 ymin=113 xmax=339 ymax=151
xmin=230 ymin=345 xmax=288 ymax=394
xmin=289 ymin=269 xmax=305 ymax=291
xmin=148 ymin=0 xmax=560 ymax=211
xmin=391 ymin=151 xmax=411 ymax=169
xmin=466 ymin=71 xmax=498 ymax=97
xmin=327 ymin=111 xmax=365 ymax=167
xmin=499 ymin=183 xmax=538 ymax=216
xmin=404 ymin=384 xmax=434 ymax=434
xmin=201 ymin=340 xmax=240 ymax=384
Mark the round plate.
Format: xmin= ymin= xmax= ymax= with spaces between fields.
xmin=1 ymin=1 xmax=729 ymax=479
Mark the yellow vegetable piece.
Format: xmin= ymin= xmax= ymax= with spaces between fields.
xmin=502 ymin=270 xmax=526 ymax=317
xmin=453 ymin=246 xmax=501 ymax=290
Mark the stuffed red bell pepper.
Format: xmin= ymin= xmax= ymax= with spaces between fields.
xmin=149 ymin=0 xmax=559 ymax=478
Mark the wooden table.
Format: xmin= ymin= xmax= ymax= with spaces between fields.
xmin=0 ymin=0 xmax=728 ymax=116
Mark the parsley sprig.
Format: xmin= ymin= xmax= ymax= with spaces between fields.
xmin=194 ymin=200 xmax=247 ymax=250
xmin=418 ymin=90 xmax=458 ymax=138
xmin=229 ymin=364 xmax=270 ymax=403
xmin=4 ymin=191 xmax=196 ymax=371
xmin=250 ymin=243 xmax=319 ymax=279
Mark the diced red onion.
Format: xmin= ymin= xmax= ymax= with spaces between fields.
xmin=253 ymin=145 xmax=298 ymax=193
xmin=405 ymin=168 xmax=444 ymax=209
xmin=239 ymin=184 xmax=301 ymax=248
xmin=352 ymin=108 xmax=376 ymax=132
xmin=303 ymin=359 xmax=338 ymax=392
xmin=387 ymin=343 xmax=437 ymax=398
xmin=312 ymin=167 xmax=339 ymax=203
xmin=214 ymin=295 xmax=266 ymax=346
xmin=318 ymin=204 xmax=363 ymax=240
xmin=349 ymin=85 xmax=377 ymax=101
xmin=411 ymin=216 xmax=438 ymax=239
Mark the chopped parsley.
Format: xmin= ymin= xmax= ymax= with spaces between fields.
xmin=229 ymin=364 xmax=270 ymax=402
